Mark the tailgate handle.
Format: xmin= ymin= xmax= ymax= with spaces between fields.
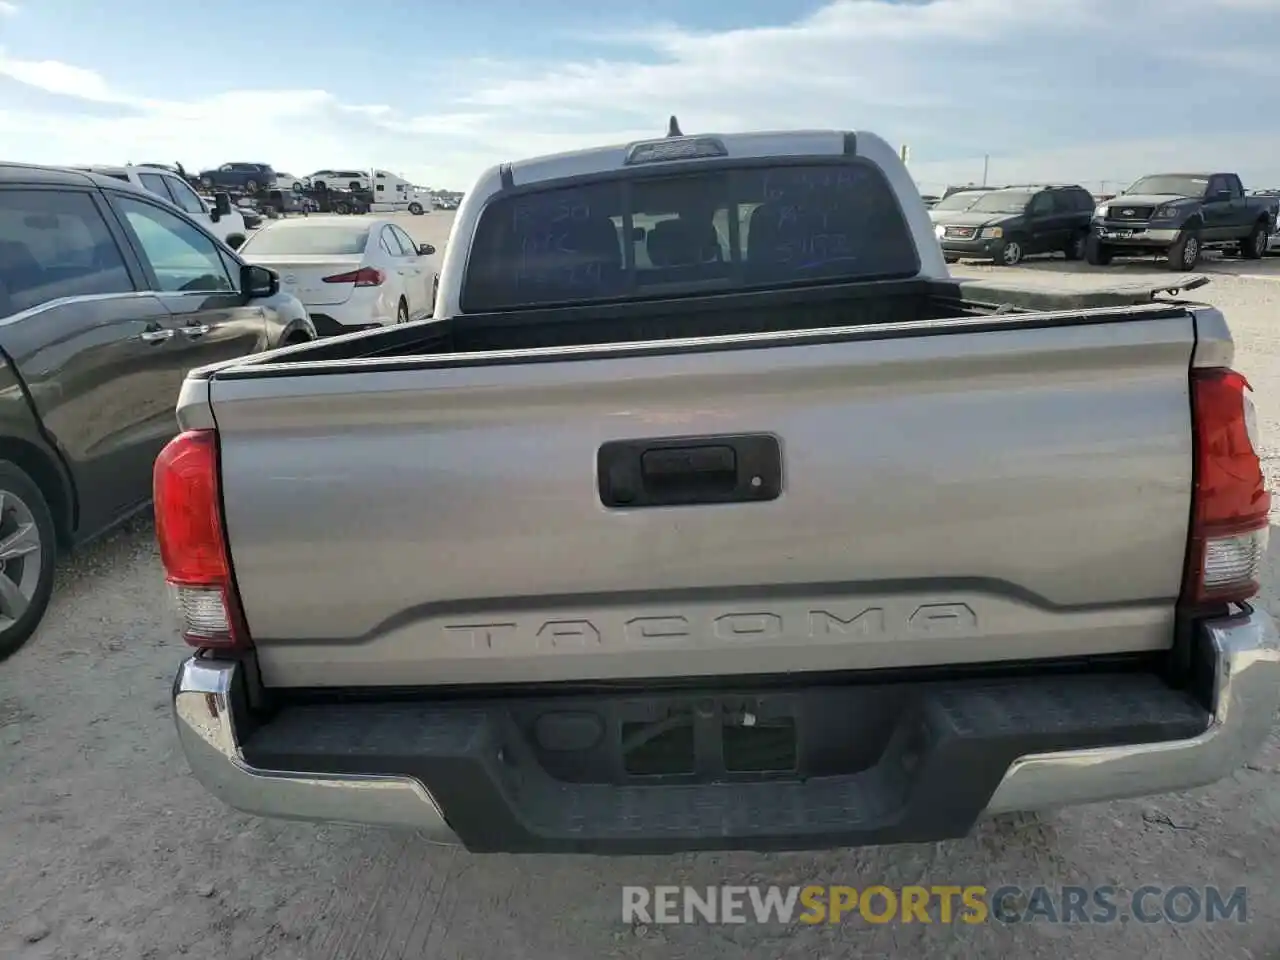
xmin=598 ymin=434 xmax=781 ymax=508
xmin=641 ymin=445 xmax=735 ymax=479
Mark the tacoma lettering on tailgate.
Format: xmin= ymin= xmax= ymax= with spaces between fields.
xmin=441 ymin=602 xmax=978 ymax=651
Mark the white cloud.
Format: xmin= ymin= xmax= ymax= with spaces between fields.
xmin=2 ymin=0 xmax=1280 ymax=191
xmin=0 ymin=56 xmax=121 ymax=102
xmin=0 ymin=2 xmax=18 ymax=16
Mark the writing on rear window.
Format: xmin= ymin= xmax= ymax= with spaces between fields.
xmin=463 ymin=161 xmax=917 ymax=311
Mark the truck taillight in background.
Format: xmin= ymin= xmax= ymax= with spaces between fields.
xmin=153 ymin=430 xmax=250 ymax=649
xmin=1183 ymin=368 xmax=1271 ymax=607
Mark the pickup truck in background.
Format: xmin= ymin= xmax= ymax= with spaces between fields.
xmin=1253 ymin=189 xmax=1280 ymax=253
xmin=163 ymin=127 xmax=1279 ymax=854
xmin=0 ymin=162 xmax=314 ymax=660
xmin=1089 ymin=172 xmax=1278 ymax=269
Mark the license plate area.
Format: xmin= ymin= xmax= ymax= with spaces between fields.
xmin=1106 ymin=229 xmax=1134 ymax=239
xmin=515 ymin=686 xmax=906 ymax=785
xmin=617 ymin=698 xmax=799 ymax=777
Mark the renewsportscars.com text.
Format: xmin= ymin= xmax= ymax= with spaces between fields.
xmin=622 ymin=884 xmax=1248 ymax=925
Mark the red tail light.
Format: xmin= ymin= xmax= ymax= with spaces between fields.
xmin=153 ymin=430 xmax=250 ymax=649
xmin=322 ymin=266 xmax=384 ymax=287
xmin=1181 ymin=368 xmax=1271 ymax=607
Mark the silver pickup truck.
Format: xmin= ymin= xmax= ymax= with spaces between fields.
xmin=162 ymin=127 xmax=1279 ymax=854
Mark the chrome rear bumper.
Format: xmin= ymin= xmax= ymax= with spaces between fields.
xmin=986 ymin=607 xmax=1279 ymax=812
xmin=173 ymin=607 xmax=1279 ymax=844
xmin=173 ymin=657 xmax=459 ymax=843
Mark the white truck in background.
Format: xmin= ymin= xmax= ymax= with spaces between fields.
xmin=302 ymin=167 xmax=432 ymax=214
xmin=75 ymin=163 xmax=249 ymax=249
xmin=370 ymin=169 xmax=432 ymax=215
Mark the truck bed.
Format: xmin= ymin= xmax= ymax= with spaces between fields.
xmin=216 ymin=274 xmax=1208 ymax=367
xmin=188 ymin=277 xmax=1210 ymax=690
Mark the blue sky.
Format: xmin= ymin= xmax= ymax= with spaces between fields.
xmin=2 ymin=0 xmax=1279 ymax=193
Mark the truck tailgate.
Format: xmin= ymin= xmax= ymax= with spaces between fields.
xmin=211 ymin=313 xmax=1196 ymax=688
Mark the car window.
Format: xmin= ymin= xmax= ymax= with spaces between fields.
xmin=218 ymin=164 xmax=233 ymax=172
xmin=392 ymin=226 xmax=418 ymax=255
xmin=114 ymin=196 xmax=234 ymax=293
xmin=1208 ymin=176 xmax=1238 ymax=199
xmin=218 ymin=248 xmax=242 ymax=292
xmin=0 ymin=189 xmax=135 ymax=317
xmin=1028 ymin=192 xmax=1054 ymax=215
xmin=966 ymin=190 xmax=1033 ymax=214
xmin=1050 ymin=191 xmax=1078 ymax=214
xmin=138 ymin=172 xmax=177 ymax=204
xmin=163 ymin=176 xmax=208 ymax=216
xmin=464 ymin=160 xmax=917 ymax=311
xmin=240 ymin=222 xmax=371 ymax=255
xmin=389 ymin=227 xmax=415 ymax=256
xmin=1125 ymin=175 xmax=1209 ymax=197
xmin=931 ymin=191 xmax=987 ymax=211
xmin=379 ymin=231 xmax=399 ymax=257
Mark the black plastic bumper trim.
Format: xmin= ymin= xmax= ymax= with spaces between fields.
xmin=241 ymin=672 xmax=1208 ymax=854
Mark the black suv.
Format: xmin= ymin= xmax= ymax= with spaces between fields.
xmin=0 ymin=163 xmax=316 ymax=659
xmin=935 ymin=183 xmax=1096 ymax=266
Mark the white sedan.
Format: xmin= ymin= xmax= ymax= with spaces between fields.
xmin=237 ymin=217 xmax=439 ymax=336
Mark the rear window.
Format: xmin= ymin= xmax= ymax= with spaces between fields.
xmin=240 ymin=223 xmax=371 ymax=255
xmin=462 ymin=161 xmax=918 ymax=312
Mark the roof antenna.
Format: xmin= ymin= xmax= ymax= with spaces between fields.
xmin=666 ymin=115 xmax=682 ymax=137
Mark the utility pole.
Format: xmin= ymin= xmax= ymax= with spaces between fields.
xmin=982 ymin=155 xmax=990 ymax=187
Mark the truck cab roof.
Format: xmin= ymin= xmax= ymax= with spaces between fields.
xmin=502 ymin=128 xmax=863 ymax=187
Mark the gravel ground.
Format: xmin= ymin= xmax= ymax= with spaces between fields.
xmin=2 ymin=226 xmax=1279 ymax=959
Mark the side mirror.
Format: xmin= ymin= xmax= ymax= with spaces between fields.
xmin=418 ymin=242 xmax=436 ymax=256
xmin=241 ymin=263 xmax=279 ymax=299
xmin=211 ymin=192 xmax=232 ymax=223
